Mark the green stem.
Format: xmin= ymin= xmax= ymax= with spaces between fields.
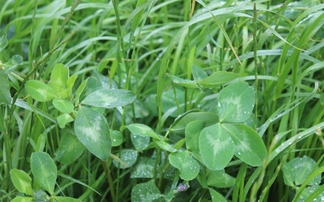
xmin=102 ymin=160 xmax=117 ymax=202
xmin=253 ymin=2 xmax=258 ymax=130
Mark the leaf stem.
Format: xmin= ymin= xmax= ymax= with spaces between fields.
xmin=102 ymin=160 xmax=117 ymax=202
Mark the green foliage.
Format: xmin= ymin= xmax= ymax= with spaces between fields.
xmin=74 ymin=106 xmax=111 ymax=161
xmin=282 ymin=156 xmax=324 ymax=201
xmin=131 ymin=180 xmax=161 ymax=202
xmin=10 ymin=169 xmax=34 ymax=196
xmin=0 ymin=70 xmax=11 ymax=104
xmin=1 ymin=0 xmax=324 ymax=201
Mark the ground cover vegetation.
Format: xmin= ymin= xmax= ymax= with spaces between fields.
xmin=0 ymin=0 xmax=324 ymax=201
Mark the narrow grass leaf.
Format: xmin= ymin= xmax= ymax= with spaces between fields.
xmin=74 ymin=106 xmax=111 ymax=161
xmin=169 ymin=151 xmax=200 ymax=181
xmin=195 ymin=0 xmax=242 ymax=65
xmin=218 ymin=81 xmax=255 ymax=123
xmin=0 ymin=32 xmax=8 ymax=51
xmin=31 ymin=152 xmax=57 ymax=195
xmin=81 ymin=88 xmax=136 ymax=109
xmin=197 ymin=71 xmax=239 ymax=88
xmin=0 ymin=70 xmax=11 ymax=104
xmin=199 ymin=123 xmax=234 ymax=170
xmin=269 ymin=122 xmax=324 ymax=162
xmin=25 ymin=80 xmax=56 ymax=102
xmin=223 ymin=123 xmax=267 ymax=166
xmin=10 ymin=169 xmax=34 ymax=195
xmin=14 ymin=100 xmax=56 ymax=123
xmin=131 ymin=180 xmax=161 ymax=202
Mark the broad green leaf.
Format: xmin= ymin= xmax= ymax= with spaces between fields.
xmin=185 ymin=120 xmax=205 ymax=152
xmin=11 ymin=196 xmax=33 ymax=202
xmin=125 ymin=99 xmax=150 ymax=118
xmin=131 ymin=133 xmax=150 ymax=151
xmin=222 ymin=123 xmax=267 ymax=166
xmin=54 ymin=196 xmax=83 ymax=202
xmin=25 ymin=80 xmax=56 ymax=102
xmin=112 ymin=149 xmax=138 ymax=169
xmin=57 ymin=88 xmax=70 ymax=99
xmin=81 ymin=88 xmax=136 ymax=108
xmin=31 ymin=152 xmax=57 ymax=195
xmin=66 ymin=75 xmax=78 ymax=89
xmin=156 ymin=141 xmax=177 ymax=153
xmin=10 ymin=169 xmax=34 ymax=195
xmin=218 ymin=81 xmax=255 ymax=123
xmin=131 ymin=180 xmax=161 ymax=202
xmin=0 ymin=32 xmax=8 ymax=52
xmin=170 ymin=112 xmax=218 ymax=134
xmin=79 ymin=77 xmax=102 ymax=102
xmin=126 ymin=123 xmax=161 ymax=140
xmin=197 ymin=71 xmax=238 ymax=87
xmin=74 ymin=106 xmax=111 ymax=161
xmin=169 ymin=151 xmax=200 ymax=181
xmin=299 ymin=186 xmax=324 ymax=202
xmin=199 ymin=123 xmax=234 ymax=170
xmin=168 ymin=74 xmax=199 ymax=88
xmin=282 ymin=156 xmax=320 ymax=187
xmin=95 ymin=71 xmax=118 ymax=89
xmin=49 ymin=63 xmax=69 ymax=93
xmin=131 ymin=157 xmax=155 ymax=178
xmin=3 ymin=55 xmax=23 ymax=73
xmin=56 ymin=133 xmax=84 ymax=165
xmin=207 ymin=170 xmax=236 ymax=188
xmin=0 ymin=70 xmax=11 ymax=104
xmin=33 ymin=189 xmax=49 ymax=201
xmin=52 ymin=98 xmax=74 ymax=113
xmin=192 ymin=65 xmax=208 ymax=81
xmin=111 ymin=130 xmax=123 ymax=147
xmin=57 ymin=113 xmax=74 ymax=129
xmin=209 ymin=188 xmax=227 ymax=202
